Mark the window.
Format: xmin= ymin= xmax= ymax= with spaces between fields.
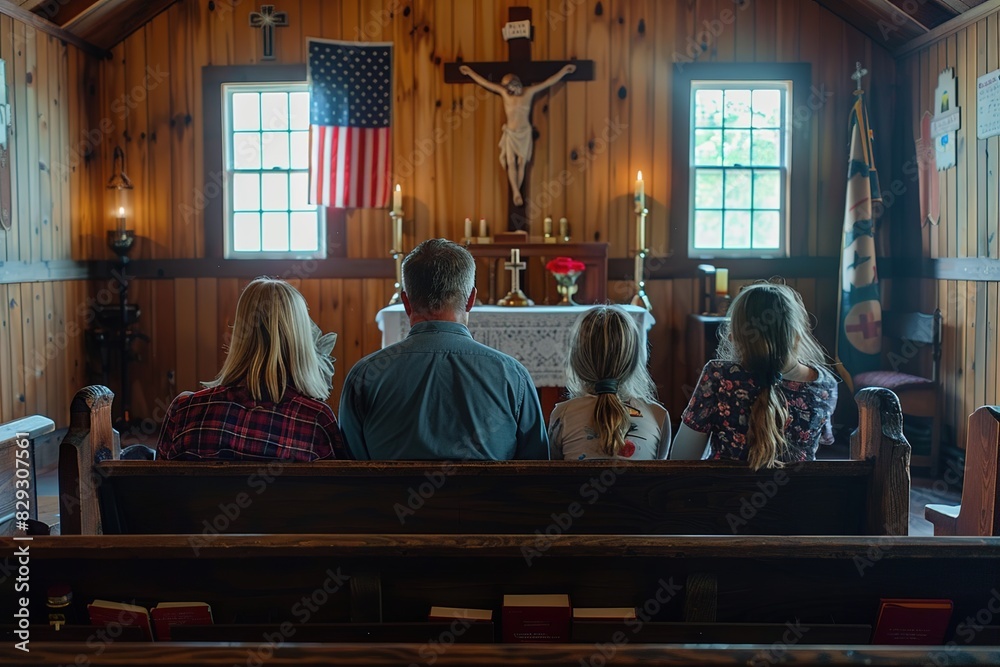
xmin=223 ymin=83 xmax=324 ymax=259
xmin=688 ymin=81 xmax=791 ymax=258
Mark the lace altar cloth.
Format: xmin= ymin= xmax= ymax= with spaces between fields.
xmin=376 ymin=305 xmax=656 ymax=387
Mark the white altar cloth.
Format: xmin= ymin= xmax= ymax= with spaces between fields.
xmin=375 ymin=305 xmax=656 ymax=387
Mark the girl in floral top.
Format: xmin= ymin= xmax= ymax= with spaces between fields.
xmin=549 ymin=305 xmax=671 ymax=460
xmin=671 ymin=282 xmax=837 ymax=469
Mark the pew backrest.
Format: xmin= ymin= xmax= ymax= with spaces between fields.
xmin=59 ymin=386 xmax=911 ymax=536
xmin=0 ymin=414 xmax=55 ymax=534
xmin=925 ymin=405 xmax=999 ymax=536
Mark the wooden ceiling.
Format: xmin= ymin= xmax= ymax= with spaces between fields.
xmin=0 ymin=0 xmax=996 ymax=57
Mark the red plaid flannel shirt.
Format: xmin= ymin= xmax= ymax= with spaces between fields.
xmin=156 ymin=385 xmax=348 ymax=461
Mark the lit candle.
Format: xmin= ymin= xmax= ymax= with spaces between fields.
xmin=393 ymin=184 xmax=403 ymax=216
xmin=559 ymin=217 xmax=568 ymax=239
xmin=479 ymin=218 xmax=488 ymax=238
xmin=464 ymin=217 xmax=472 ymax=240
xmin=634 ymin=170 xmax=645 ymax=212
xmin=544 ymin=216 xmax=553 ymax=237
xmin=116 ymin=206 xmax=126 ymax=234
xmin=715 ymin=268 xmax=729 ymax=295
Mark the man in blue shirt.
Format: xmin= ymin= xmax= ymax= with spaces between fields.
xmin=339 ymin=239 xmax=550 ymax=460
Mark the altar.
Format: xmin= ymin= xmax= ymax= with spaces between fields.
xmin=376 ymin=305 xmax=656 ymax=387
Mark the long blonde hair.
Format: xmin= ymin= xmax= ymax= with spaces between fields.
xmin=566 ymin=305 xmax=657 ymax=457
xmin=717 ymin=282 xmax=827 ymax=470
xmin=206 ymin=277 xmax=334 ymax=402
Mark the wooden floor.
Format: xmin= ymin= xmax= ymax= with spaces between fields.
xmin=31 ymin=464 xmax=961 ymax=537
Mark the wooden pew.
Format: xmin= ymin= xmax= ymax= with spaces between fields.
xmin=926 ymin=405 xmax=999 ymax=536
xmin=1 ymin=534 xmax=998 ymax=665
xmin=58 ymin=386 xmax=911 ymax=536
xmin=0 ymin=413 xmax=55 ymax=534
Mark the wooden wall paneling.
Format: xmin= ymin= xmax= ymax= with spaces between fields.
xmin=146 ymin=13 xmax=173 ymax=259
xmin=797 ymin=0 xmax=820 ymax=254
xmin=25 ymin=23 xmax=40 ymax=264
xmin=988 ymin=11 xmax=999 ymax=262
xmin=963 ymin=279 xmax=977 ymax=450
xmin=734 ymin=0 xmax=755 ymax=59
xmin=671 ymin=278 xmax=695 ymax=417
xmin=976 ymin=17 xmax=988 ymax=258
xmin=357 ymin=0 xmax=384 ymax=259
xmin=988 ymin=282 xmax=998 ymax=411
xmin=341 ymin=278 xmax=365 ymax=398
xmin=42 ymin=281 xmax=59 ymax=424
xmin=650 ymin=0 xmax=670 ymax=258
xmin=934 ymin=39 xmax=946 ymax=260
xmin=607 ymin=0 xmax=629 ymax=258
xmin=814 ymin=6 xmax=842 ymax=258
xmin=208 ymin=0 xmax=234 ymax=66
xmin=215 ymin=278 xmax=240 ymax=364
xmin=28 ymin=284 xmax=45 ymax=417
xmin=450 ymin=0 xmax=474 ymax=240
xmin=645 ymin=278 xmax=671 ymax=411
xmin=13 ymin=19 xmax=29 ymax=264
xmin=319 ymin=278 xmax=345 ymax=413
xmin=277 ymin=0 xmax=303 ymax=64
xmin=168 ymin=3 xmax=194 ymax=258
xmin=431 ymin=0 xmax=452 ymax=244
xmin=712 ymin=0 xmax=735 ymax=62
xmin=125 ymin=31 xmax=150 ymax=261
xmin=195 ymin=276 xmax=219 ymax=384
xmin=583 ymin=0 xmax=610 ymax=245
xmin=173 ymin=277 xmax=198 ymax=393
xmin=953 ymin=276 xmax=966 ymax=449
xmin=0 ymin=286 xmax=11 ymax=422
xmin=82 ymin=50 xmax=105 ymax=260
xmin=945 ymin=35 xmax=958 ymax=259
xmin=232 ymin=0 xmax=258 ymax=66
xmin=7 ymin=286 xmax=25 ymax=419
xmin=956 ymin=29 xmax=968 ymax=259
xmin=393 ymin=0 xmax=415 ymax=251
xmin=755 ymin=0 xmax=777 ymax=62
xmin=628 ymin=0 xmax=652 ymax=263
xmin=543 ymin=0 xmax=567 ymax=239
xmin=58 ymin=40 xmax=72 ymax=262
xmin=974 ymin=281 xmax=987 ymax=424
xmin=408 ymin=0 xmax=433 ymax=245
xmin=562 ymin=0 xmax=585 ymax=245
xmin=37 ymin=33 xmax=52 ymax=263
xmin=339 ymin=0 xmax=364 ymax=259
xmin=1 ymin=16 xmax=15 ymax=263
xmin=48 ymin=36 xmax=65 ymax=261
xmin=775 ymin=0 xmax=799 ymax=62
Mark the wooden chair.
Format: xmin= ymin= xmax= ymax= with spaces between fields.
xmin=0 ymin=414 xmax=55 ymax=535
xmin=925 ymin=405 xmax=999 ymax=536
xmin=854 ymin=309 xmax=943 ymax=476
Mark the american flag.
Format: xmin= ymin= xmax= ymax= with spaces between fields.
xmin=308 ymin=38 xmax=392 ymax=209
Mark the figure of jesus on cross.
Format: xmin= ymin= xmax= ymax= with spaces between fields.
xmin=459 ymin=63 xmax=576 ymax=206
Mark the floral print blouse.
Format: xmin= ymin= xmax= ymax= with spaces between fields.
xmin=681 ymin=360 xmax=838 ymax=462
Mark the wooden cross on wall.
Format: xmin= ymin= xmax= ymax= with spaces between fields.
xmin=249 ymin=4 xmax=289 ymax=61
xmin=444 ymin=7 xmax=594 ymax=232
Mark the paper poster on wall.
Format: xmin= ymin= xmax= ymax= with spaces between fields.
xmin=933 ymin=68 xmax=958 ymax=171
xmin=978 ymin=68 xmax=1000 ymax=139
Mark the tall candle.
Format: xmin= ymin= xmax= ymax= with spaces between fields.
xmin=464 ymin=218 xmax=472 ymax=240
xmin=479 ymin=218 xmax=488 ymax=238
xmin=393 ymin=184 xmax=403 ymax=216
xmin=116 ymin=206 xmax=126 ymax=234
xmin=634 ymin=170 xmax=645 ymax=212
xmin=559 ymin=217 xmax=568 ymax=239
xmin=715 ymin=268 xmax=729 ymax=295
xmin=544 ymin=216 xmax=553 ymax=237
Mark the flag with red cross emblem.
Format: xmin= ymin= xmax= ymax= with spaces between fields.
xmin=837 ymin=90 xmax=883 ymax=387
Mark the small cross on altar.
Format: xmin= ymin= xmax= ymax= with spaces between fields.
xmin=249 ymin=4 xmax=289 ymax=60
xmin=445 ymin=7 xmax=594 ymax=232
xmin=498 ymin=248 xmax=532 ymax=307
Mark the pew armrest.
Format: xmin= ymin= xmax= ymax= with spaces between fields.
xmin=924 ymin=503 xmax=960 ymax=536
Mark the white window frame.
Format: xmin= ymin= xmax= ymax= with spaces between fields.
xmin=688 ymin=79 xmax=792 ymax=259
xmin=222 ymin=81 xmax=326 ymax=260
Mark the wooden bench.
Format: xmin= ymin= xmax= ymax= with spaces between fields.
xmin=58 ymin=385 xmax=911 ymax=536
xmin=1 ymin=534 xmax=998 ymax=664
xmin=0 ymin=413 xmax=55 ymax=534
xmin=926 ymin=405 xmax=999 ymax=536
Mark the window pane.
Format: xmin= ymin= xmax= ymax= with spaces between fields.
xmin=694 ymin=129 xmax=722 ymax=166
xmin=695 ymin=170 xmax=722 ymax=208
xmin=753 ymin=171 xmax=781 ymax=209
xmin=262 ymin=212 xmax=290 ymax=252
xmin=262 ymin=132 xmax=290 ymax=170
xmin=752 ymin=129 xmax=781 ymax=166
xmin=724 ymin=90 xmax=751 ymax=127
xmin=722 ymin=130 xmax=751 ymax=166
xmin=724 ymin=211 xmax=752 ymax=248
xmin=290 ymin=172 xmax=313 ymax=210
xmin=752 ymin=89 xmax=782 ymax=128
xmin=233 ymin=133 xmax=261 ymax=170
xmin=289 ymin=92 xmax=310 ymax=130
xmin=261 ymin=173 xmax=289 ymax=210
xmin=725 ymin=170 xmax=752 ymax=209
xmin=261 ymin=92 xmax=289 ymax=131
xmin=695 ymin=89 xmax=723 ymax=127
xmin=231 ymin=93 xmax=260 ymax=131
xmin=753 ymin=211 xmax=781 ymax=249
xmin=693 ymin=210 xmax=723 ymax=249
xmin=233 ymin=173 xmax=261 ymax=211
xmin=291 ymin=131 xmax=310 ymax=170
xmin=233 ymin=213 xmax=261 ymax=252
xmin=290 ymin=212 xmax=319 ymax=252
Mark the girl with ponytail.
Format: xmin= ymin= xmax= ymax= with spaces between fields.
xmin=670 ymin=282 xmax=837 ymax=469
xmin=549 ymin=305 xmax=671 ymax=460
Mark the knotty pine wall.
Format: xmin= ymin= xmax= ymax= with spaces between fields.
xmin=75 ymin=0 xmax=898 ymax=430
xmin=896 ymin=6 xmax=1000 ymax=453
xmin=0 ymin=17 xmax=91 ymax=429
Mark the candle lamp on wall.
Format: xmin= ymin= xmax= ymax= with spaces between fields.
xmin=106 ymin=146 xmax=135 ymax=259
xmin=388 ymin=184 xmax=405 ymax=305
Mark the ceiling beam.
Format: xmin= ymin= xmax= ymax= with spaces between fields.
xmin=61 ymin=0 xmax=179 ymax=50
xmin=895 ymin=0 xmax=1000 ymax=56
xmin=932 ymin=0 xmax=974 ymax=12
xmin=0 ymin=0 xmax=109 ymax=59
xmin=865 ymin=0 xmax=933 ymax=33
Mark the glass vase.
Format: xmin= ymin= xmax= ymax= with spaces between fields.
xmin=552 ymin=270 xmax=583 ymax=306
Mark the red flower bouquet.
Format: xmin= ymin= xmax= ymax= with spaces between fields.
xmin=545 ymin=257 xmax=586 ymax=275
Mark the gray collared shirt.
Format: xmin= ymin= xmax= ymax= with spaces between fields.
xmin=339 ymin=320 xmax=550 ymax=460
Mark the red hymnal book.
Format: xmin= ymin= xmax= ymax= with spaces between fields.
xmin=87 ymin=600 xmax=153 ymax=641
xmin=871 ymin=598 xmax=953 ymax=645
xmin=150 ymin=602 xmax=214 ymax=641
xmin=502 ymin=594 xmax=571 ymax=643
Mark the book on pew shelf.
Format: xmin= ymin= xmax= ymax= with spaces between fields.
xmin=428 ymin=607 xmax=493 ymax=622
xmin=502 ymin=594 xmax=571 ymax=643
xmin=150 ymin=602 xmax=214 ymax=641
xmin=86 ymin=600 xmax=152 ymax=641
xmin=573 ymin=607 xmax=637 ymax=620
xmin=871 ymin=599 xmax=953 ymax=645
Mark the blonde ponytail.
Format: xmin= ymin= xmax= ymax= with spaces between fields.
xmin=746 ymin=382 xmax=790 ymax=470
xmin=593 ymin=381 xmax=631 ymax=457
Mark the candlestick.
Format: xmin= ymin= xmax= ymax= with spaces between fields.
xmin=715 ymin=268 xmax=729 ymax=295
xmin=393 ymin=184 xmax=403 ymax=216
xmin=637 ymin=209 xmax=646 ymax=252
xmin=393 ymin=215 xmax=402 ymax=253
xmin=464 ymin=217 xmax=472 ymax=240
xmin=479 ymin=218 xmax=488 ymax=238
xmin=116 ymin=206 xmax=126 ymax=235
xmin=559 ymin=217 xmax=568 ymax=240
xmin=634 ymin=170 xmax=645 ymax=213
xmin=543 ymin=216 xmax=553 ymax=237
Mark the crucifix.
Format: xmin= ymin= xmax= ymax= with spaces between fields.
xmin=249 ymin=4 xmax=289 ymax=61
xmin=498 ymin=248 xmax=532 ymax=307
xmin=445 ymin=7 xmax=594 ymax=232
